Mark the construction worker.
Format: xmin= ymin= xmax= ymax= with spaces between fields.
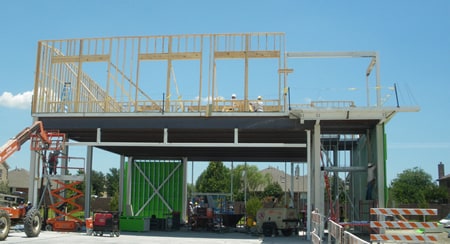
xmin=223 ymin=94 xmax=239 ymax=112
xmin=25 ymin=201 xmax=33 ymax=212
xmin=48 ymin=150 xmax=60 ymax=175
xmin=250 ymin=96 xmax=264 ymax=112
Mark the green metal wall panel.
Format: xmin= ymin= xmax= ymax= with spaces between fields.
xmin=122 ymin=159 xmax=183 ymax=218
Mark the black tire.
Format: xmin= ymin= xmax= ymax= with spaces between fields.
xmin=45 ymin=224 xmax=53 ymax=231
xmin=114 ymin=231 xmax=120 ymax=237
xmin=281 ymin=228 xmax=293 ymax=236
xmin=262 ymin=223 xmax=274 ymax=237
xmin=75 ymin=223 xmax=81 ymax=232
xmin=24 ymin=208 xmax=42 ymax=237
xmin=0 ymin=210 xmax=11 ymax=241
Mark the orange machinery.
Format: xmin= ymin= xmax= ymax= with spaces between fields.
xmin=0 ymin=121 xmax=65 ymax=241
xmin=0 ymin=121 xmax=51 ymax=163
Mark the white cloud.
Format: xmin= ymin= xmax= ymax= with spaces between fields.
xmin=0 ymin=91 xmax=33 ymax=109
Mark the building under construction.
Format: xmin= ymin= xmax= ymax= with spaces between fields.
xmin=28 ymin=32 xmax=418 ymax=234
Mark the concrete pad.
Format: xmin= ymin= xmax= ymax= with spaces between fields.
xmin=4 ymin=230 xmax=313 ymax=244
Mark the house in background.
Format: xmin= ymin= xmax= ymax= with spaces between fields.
xmin=437 ymin=162 xmax=450 ymax=204
xmin=258 ymin=166 xmax=308 ymax=211
xmin=8 ymin=168 xmax=29 ymax=196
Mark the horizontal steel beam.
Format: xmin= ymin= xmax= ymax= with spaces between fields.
xmin=66 ymin=142 xmax=307 ymax=148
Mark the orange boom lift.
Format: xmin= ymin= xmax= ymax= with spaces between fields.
xmin=0 ymin=121 xmax=65 ymax=241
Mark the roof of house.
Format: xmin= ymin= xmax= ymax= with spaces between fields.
xmin=8 ymin=168 xmax=29 ymax=188
xmin=258 ymin=166 xmax=307 ymax=192
xmin=437 ymin=171 xmax=450 ymax=180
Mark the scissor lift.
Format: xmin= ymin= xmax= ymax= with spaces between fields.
xmin=38 ymin=154 xmax=86 ymax=232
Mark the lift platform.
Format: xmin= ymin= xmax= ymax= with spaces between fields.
xmin=39 ymin=155 xmax=85 ymax=232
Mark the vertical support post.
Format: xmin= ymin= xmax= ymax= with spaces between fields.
xmin=244 ymin=34 xmax=249 ymax=106
xmin=126 ymin=156 xmax=133 ymax=216
xmin=375 ymin=52 xmax=381 ymax=107
xmin=165 ymin=37 xmax=172 ymax=111
xmin=75 ymin=40 xmax=84 ymax=113
xmin=284 ymin=162 xmax=287 ymax=206
xmin=29 ymin=149 xmax=39 ymax=204
xmin=119 ymin=155 xmax=125 ymax=214
xmin=32 ymin=42 xmax=42 ymax=113
xmin=231 ymin=161 xmax=234 ymax=202
xmin=61 ymin=145 xmax=69 ymax=176
xmin=313 ymin=123 xmax=323 ymax=213
xmin=84 ymin=145 xmax=93 ymax=219
xmin=182 ymin=157 xmax=188 ymax=224
xmin=313 ymin=122 xmax=324 ymax=239
xmin=60 ymin=144 xmax=69 ymax=200
xmin=244 ymin=162 xmax=247 ymax=220
xmin=376 ymin=124 xmax=386 ymax=208
xmin=96 ymin=128 xmax=101 ymax=143
xmin=134 ymin=38 xmax=142 ymax=112
xmin=290 ymin=161 xmax=294 ymax=208
xmin=164 ymin=128 xmax=168 ymax=144
xmin=306 ymin=129 xmax=312 ymax=240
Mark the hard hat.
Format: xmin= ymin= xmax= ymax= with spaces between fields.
xmin=231 ymin=94 xmax=236 ymax=98
xmin=27 ymin=201 xmax=31 ymax=205
xmin=257 ymin=96 xmax=262 ymax=100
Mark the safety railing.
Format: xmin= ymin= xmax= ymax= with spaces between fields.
xmin=310 ymin=100 xmax=355 ymax=108
xmin=327 ymin=218 xmax=370 ymax=244
xmin=343 ymin=231 xmax=370 ymax=244
xmin=328 ymin=220 xmax=344 ymax=244
xmin=311 ymin=209 xmax=323 ymax=244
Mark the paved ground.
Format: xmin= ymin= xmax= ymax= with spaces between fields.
xmin=6 ymin=228 xmax=449 ymax=243
xmin=4 ymin=230 xmax=312 ymax=244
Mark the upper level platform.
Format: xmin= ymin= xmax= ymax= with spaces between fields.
xmin=32 ymin=33 xmax=418 ymax=162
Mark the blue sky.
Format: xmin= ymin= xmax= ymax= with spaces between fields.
xmin=1 ymin=0 xmax=449 ymax=184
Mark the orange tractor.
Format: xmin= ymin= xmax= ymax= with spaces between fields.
xmin=0 ymin=195 xmax=42 ymax=240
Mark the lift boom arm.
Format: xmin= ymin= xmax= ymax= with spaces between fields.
xmin=0 ymin=121 xmax=51 ymax=164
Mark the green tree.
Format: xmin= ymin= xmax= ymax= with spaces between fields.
xmin=0 ymin=182 xmax=9 ymax=194
xmin=110 ymin=191 xmax=119 ymax=211
xmin=246 ymin=196 xmax=262 ymax=219
xmin=263 ymin=181 xmax=283 ymax=199
xmin=91 ymin=170 xmax=106 ymax=196
xmin=390 ymin=167 xmax=447 ymax=205
xmin=187 ymin=183 xmax=196 ymax=197
xmin=231 ymin=165 xmax=270 ymax=200
xmin=106 ymin=168 xmax=119 ymax=197
xmin=425 ymin=184 xmax=448 ymax=204
xmin=75 ymin=169 xmax=106 ymax=196
xmin=196 ymin=161 xmax=230 ymax=193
